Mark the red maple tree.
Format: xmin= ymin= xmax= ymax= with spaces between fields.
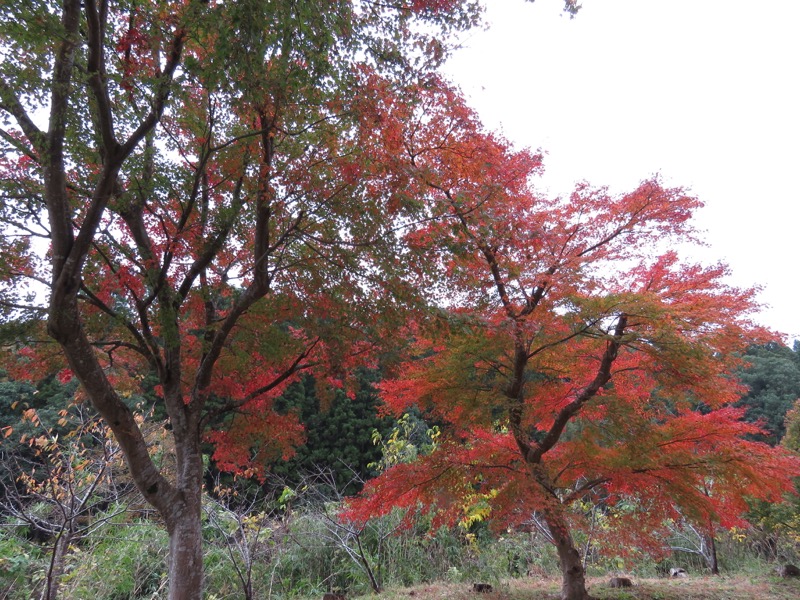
xmin=344 ymin=82 xmax=800 ymax=600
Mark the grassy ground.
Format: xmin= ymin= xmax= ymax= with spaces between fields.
xmin=353 ymin=574 xmax=800 ymax=600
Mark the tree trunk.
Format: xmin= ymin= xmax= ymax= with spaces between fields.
xmin=166 ymin=509 xmax=204 ymax=600
xmin=164 ymin=445 xmax=205 ymax=600
xmin=39 ymin=529 xmax=72 ymax=600
xmin=355 ymin=529 xmax=382 ymax=593
xmin=704 ymin=530 xmax=719 ymax=575
xmin=542 ymin=508 xmax=592 ymax=600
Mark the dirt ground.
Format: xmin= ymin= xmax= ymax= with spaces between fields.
xmin=353 ymin=574 xmax=800 ymax=600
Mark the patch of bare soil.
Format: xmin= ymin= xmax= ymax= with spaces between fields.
xmin=354 ymin=574 xmax=800 ymax=600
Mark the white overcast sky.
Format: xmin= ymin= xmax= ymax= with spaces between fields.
xmin=443 ymin=0 xmax=800 ymax=343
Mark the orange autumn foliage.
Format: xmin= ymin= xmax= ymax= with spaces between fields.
xmin=345 ymin=82 xmax=800 ymax=570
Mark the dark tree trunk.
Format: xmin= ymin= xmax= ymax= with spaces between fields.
xmin=543 ymin=508 xmax=592 ymax=600
xmin=355 ymin=529 xmax=382 ymax=593
xmin=705 ymin=530 xmax=719 ymax=575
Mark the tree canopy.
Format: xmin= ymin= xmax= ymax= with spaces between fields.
xmin=0 ymin=1 xmax=485 ymax=598
xmin=341 ymin=75 xmax=800 ymax=599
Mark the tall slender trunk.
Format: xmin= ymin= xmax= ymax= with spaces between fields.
xmin=542 ymin=508 xmax=592 ymax=600
xmin=355 ymin=529 xmax=382 ymax=593
xmin=39 ymin=529 xmax=72 ymax=600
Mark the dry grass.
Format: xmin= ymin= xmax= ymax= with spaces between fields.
xmin=352 ymin=574 xmax=800 ymax=600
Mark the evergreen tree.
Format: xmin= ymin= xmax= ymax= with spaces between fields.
xmin=271 ymin=373 xmax=393 ymax=495
xmin=737 ymin=342 xmax=800 ymax=444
